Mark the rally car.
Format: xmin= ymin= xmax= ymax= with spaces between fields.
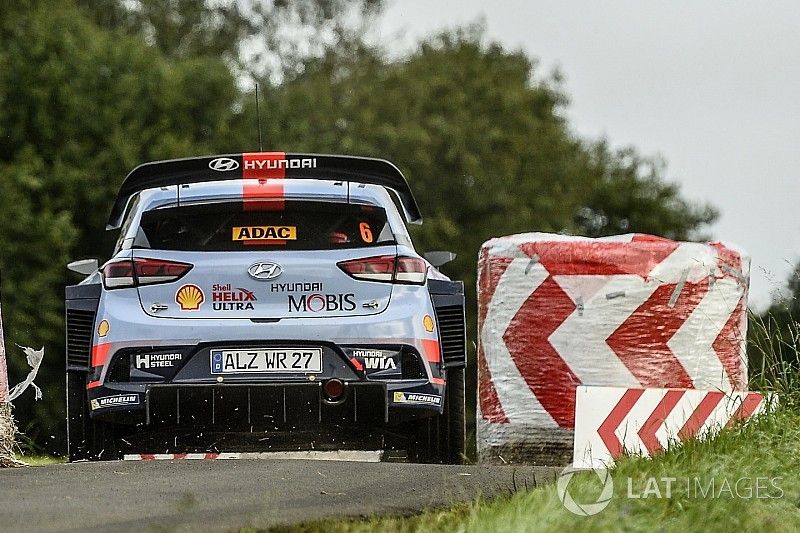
xmin=65 ymin=153 xmax=467 ymax=463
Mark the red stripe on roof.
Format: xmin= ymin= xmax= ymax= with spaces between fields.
xmin=243 ymin=152 xmax=286 ymax=211
xmin=242 ymin=152 xmax=286 ymax=178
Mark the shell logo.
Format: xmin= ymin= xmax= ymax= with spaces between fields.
xmin=176 ymin=284 xmax=205 ymax=311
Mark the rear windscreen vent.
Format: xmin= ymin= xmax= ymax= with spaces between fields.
xmin=66 ymin=309 xmax=94 ymax=369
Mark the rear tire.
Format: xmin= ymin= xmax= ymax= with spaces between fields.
xmin=407 ymin=368 xmax=466 ymax=464
xmin=442 ymin=367 xmax=466 ymax=464
xmin=66 ymin=372 xmax=118 ymax=461
xmin=66 ymin=372 xmax=91 ymax=462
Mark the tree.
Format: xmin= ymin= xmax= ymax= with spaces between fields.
xmin=257 ymin=26 xmax=716 ymax=314
xmin=0 ymin=0 xmax=366 ymax=452
xmin=254 ymin=27 xmax=717 ymax=425
xmin=0 ymin=4 xmax=717 ymax=453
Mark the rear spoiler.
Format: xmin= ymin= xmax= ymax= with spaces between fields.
xmin=106 ymin=152 xmax=423 ymax=229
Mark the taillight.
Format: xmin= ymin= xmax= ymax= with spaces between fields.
xmin=337 ymin=255 xmax=427 ymax=285
xmin=394 ymin=257 xmax=427 ymax=284
xmin=102 ymin=258 xmax=192 ymax=289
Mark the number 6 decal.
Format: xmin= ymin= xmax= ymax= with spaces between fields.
xmin=359 ymin=222 xmax=374 ymax=243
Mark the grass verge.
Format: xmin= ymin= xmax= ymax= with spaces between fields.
xmin=272 ymin=408 xmax=800 ymax=532
xmin=16 ymin=455 xmax=65 ymax=466
xmin=275 ymin=309 xmax=800 ymax=532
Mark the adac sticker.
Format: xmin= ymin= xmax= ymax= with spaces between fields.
xmin=176 ymin=284 xmax=205 ymax=311
xmin=90 ymin=394 xmax=139 ymax=411
xmin=393 ymin=392 xmax=442 ymax=406
xmin=232 ymin=226 xmax=297 ymax=242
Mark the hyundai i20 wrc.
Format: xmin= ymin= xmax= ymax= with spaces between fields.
xmin=65 ymin=153 xmax=467 ymax=463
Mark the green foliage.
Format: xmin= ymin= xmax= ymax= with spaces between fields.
xmin=749 ymin=263 xmax=800 ymax=398
xmin=0 ymin=0 xmax=331 ymax=450
xmin=0 ymin=2 xmax=716 ymax=453
xmin=255 ymin=28 xmax=717 ymax=426
xmin=258 ymin=27 xmax=717 ymax=298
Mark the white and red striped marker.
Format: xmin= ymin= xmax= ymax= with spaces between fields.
xmin=572 ymin=386 xmax=771 ymax=468
xmin=123 ymin=450 xmax=382 ymax=462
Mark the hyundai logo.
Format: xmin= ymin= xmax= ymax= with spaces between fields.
xmin=208 ymin=157 xmax=239 ymax=172
xmin=248 ymin=262 xmax=283 ymax=281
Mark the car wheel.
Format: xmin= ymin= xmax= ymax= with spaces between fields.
xmin=66 ymin=372 xmax=118 ymax=461
xmin=407 ymin=368 xmax=466 ymax=464
xmin=66 ymin=371 xmax=92 ymax=462
xmin=441 ymin=367 xmax=466 ymax=464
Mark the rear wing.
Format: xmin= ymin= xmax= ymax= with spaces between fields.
xmin=106 ymin=152 xmax=422 ymax=229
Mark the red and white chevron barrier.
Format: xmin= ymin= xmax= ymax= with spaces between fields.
xmin=477 ymin=233 xmax=749 ymax=463
xmin=573 ymin=386 xmax=771 ymax=468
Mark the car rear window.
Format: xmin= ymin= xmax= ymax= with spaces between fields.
xmin=135 ymin=201 xmax=395 ymax=251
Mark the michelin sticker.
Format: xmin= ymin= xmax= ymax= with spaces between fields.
xmin=393 ymin=392 xmax=442 ymax=406
xmin=90 ymin=394 xmax=139 ymax=411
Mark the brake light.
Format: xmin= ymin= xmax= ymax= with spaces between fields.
xmin=395 ymin=257 xmax=427 ymax=284
xmin=337 ymin=255 xmax=427 ymax=285
xmin=102 ymin=258 xmax=192 ymax=289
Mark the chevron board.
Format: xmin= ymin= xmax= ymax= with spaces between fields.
xmin=477 ymin=233 xmax=749 ymax=461
xmin=573 ymin=386 xmax=770 ymax=468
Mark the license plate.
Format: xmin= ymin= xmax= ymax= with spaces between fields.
xmin=210 ymin=348 xmax=323 ymax=374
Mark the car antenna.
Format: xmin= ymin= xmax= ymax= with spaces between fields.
xmin=255 ymin=82 xmax=263 ymax=151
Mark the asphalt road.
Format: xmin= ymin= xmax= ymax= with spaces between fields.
xmin=0 ymin=459 xmax=561 ymax=532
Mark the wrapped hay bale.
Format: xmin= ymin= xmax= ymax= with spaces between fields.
xmin=0 ymin=402 xmax=18 ymax=468
xmin=477 ymin=233 xmax=749 ymax=465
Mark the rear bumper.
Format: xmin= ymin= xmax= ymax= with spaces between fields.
xmin=81 ymin=284 xmax=449 ymax=426
xmin=146 ymin=382 xmax=389 ymax=427
xmin=88 ymin=377 xmax=445 ymax=425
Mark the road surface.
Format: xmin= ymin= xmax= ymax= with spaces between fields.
xmin=0 ymin=459 xmax=560 ymax=532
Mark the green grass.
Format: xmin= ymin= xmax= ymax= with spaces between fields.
xmin=15 ymin=455 xmax=65 ymax=466
xmin=271 ymin=408 xmax=800 ymax=532
xmin=272 ymin=311 xmax=800 ymax=533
